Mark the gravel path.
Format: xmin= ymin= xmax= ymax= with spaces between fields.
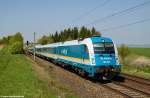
xmin=32 ymin=56 xmax=124 ymax=98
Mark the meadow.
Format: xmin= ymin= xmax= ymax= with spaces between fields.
xmin=129 ymin=48 xmax=150 ymax=58
xmin=121 ymin=47 xmax=150 ymax=79
xmin=0 ymin=51 xmax=77 ymax=98
xmin=0 ymin=52 xmax=57 ymax=98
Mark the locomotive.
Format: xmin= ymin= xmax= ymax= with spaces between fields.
xmin=29 ymin=36 xmax=121 ymax=80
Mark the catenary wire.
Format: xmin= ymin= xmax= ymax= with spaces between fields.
xmin=71 ymin=0 xmax=110 ymax=23
xmin=84 ymin=0 xmax=150 ymax=26
xmin=99 ymin=18 xmax=150 ymax=31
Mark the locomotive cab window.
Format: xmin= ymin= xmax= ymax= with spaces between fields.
xmin=93 ymin=42 xmax=115 ymax=54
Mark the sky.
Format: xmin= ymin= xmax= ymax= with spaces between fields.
xmin=0 ymin=0 xmax=150 ymax=45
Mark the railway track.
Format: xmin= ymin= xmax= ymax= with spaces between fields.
xmin=101 ymin=73 xmax=150 ymax=98
xmin=26 ymin=53 xmax=150 ymax=98
xmin=121 ymin=73 xmax=150 ymax=86
xmin=101 ymin=82 xmax=150 ymax=98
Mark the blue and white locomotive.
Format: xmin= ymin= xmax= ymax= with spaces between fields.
xmin=33 ymin=36 xmax=121 ymax=79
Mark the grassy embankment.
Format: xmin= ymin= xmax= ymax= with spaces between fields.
xmin=0 ymin=51 xmax=77 ymax=98
xmin=122 ymin=48 xmax=150 ymax=79
xmin=0 ymin=53 xmax=54 ymax=97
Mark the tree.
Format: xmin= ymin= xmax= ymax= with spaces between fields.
xmin=9 ymin=32 xmax=23 ymax=44
xmin=95 ymin=31 xmax=101 ymax=36
xmin=73 ymin=27 xmax=79 ymax=39
xmin=1 ymin=32 xmax=24 ymax=54
xmin=87 ymin=29 xmax=92 ymax=37
xmin=38 ymin=35 xmax=50 ymax=45
xmin=37 ymin=26 xmax=102 ymax=43
xmin=8 ymin=42 xmax=23 ymax=54
xmin=79 ymin=26 xmax=86 ymax=38
xmin=48 ymin=34 xmax=54 ymax=43
xmin=53 ymin=31 xmax=59 ymax=42
xmin=91 ymin=27 xmax=96 ymax=36
xmin=91 ymin=27 xmax=101 ymax=36
xmin=0 ymin=37 xmax=4 ymax=44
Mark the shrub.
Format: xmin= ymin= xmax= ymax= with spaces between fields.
xmin=119 ymin=44 xmax=130 ymax=64
xmin=8 ymin=42 xmax=23 ymax=54
xmin=0 ymin=32 xmax=24 ymax=54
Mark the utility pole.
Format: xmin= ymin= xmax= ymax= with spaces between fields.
xmin=34 ymin=32 xmax=36 ymax=61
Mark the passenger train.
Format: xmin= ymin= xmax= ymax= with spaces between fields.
xmin=28 ymin=36 xmax=121 ymax=80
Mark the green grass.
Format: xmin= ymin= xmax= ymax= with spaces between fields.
xmin=121 ymin=48 xmax=150 ymax=79
xmin=129 ymin=48 xmax=150 ymax=58
xmin=0 ymin=53 xmax=56 ymax=98
xmin=0 ymin=51 xmax=77 ymax=98
xmin=122 ymin=65 xmax=150 ymax=79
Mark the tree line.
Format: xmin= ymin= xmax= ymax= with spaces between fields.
xmin=38 ymin=26 xmax=101 ymax=45
xmin=0 ymin=29 xmax=130 ymax=64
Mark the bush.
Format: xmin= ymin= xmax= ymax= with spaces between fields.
xmin=8 ymin=42 xmax=23 ymax=54
xmin=119 ymin=44 xmax=130 ymax=64
xmin=1 ymin=42 xmax=23 ymax=54
xmin=0 ymin=32 xmax=24 ymax=54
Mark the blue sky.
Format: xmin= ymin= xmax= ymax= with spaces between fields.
xmin=0 ymin=0 xmax=150 ymax=45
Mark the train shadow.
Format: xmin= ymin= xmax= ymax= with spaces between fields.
xmin=84 ymin=75 xmax=125 ymax=84
xmin=112 ymin=75 xmax=125 ymax=82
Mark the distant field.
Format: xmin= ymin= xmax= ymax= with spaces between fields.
xmin=122 ymin=47 xmax=150 ymax=79
xmin=129 ymin=48 xmax=150 ymax=58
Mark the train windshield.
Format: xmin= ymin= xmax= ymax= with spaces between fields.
xmin=93 ymin=42 xmax=115 ymax=54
